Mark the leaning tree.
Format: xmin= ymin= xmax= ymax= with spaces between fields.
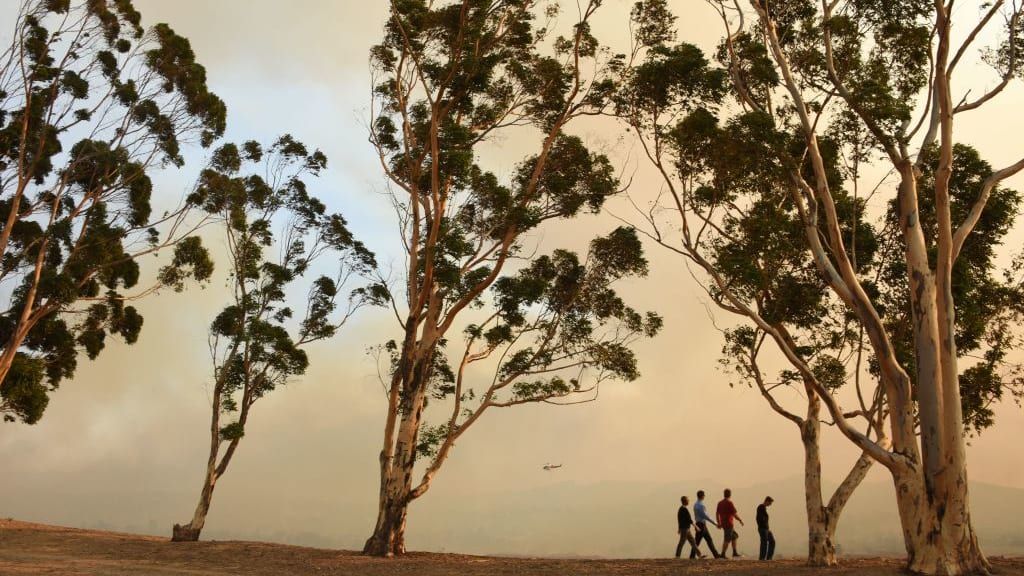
xmin=361 ymin=0 xmax=661 ymax=556
xmin=171 ymin=137 xmax=375 ymax=542
xmin=0 ymin=0 xmax=225 ymax=423
xmin=640 ymin=0 xmax=1024 ymax=573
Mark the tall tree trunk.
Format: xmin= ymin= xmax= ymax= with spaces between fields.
xmin=172 ymin=465 xmax=217 ymax=542
xmin=363 ymin=408 xmax=421 ymax=555
xmin=173 ymin=383 xmax=229 ymax=543
xmin=804 ymin=478 xmax=837 ymax=565
xmin=806 ymin=505 xmax=836 ymax=566
xmin=366 ymin=354 xmax=406 ymax=554
xmin=934 ymin=469 xmax=986 ymax=575
xmin=364 ymin=346 xmax=433 ymax=556
xmin=173 ymin=413 xmax=221 ymax=542
xmin=902 ymin=237 xmax=988 ymax=572
xmin=801 ymin=387 xmax=875 ymax=566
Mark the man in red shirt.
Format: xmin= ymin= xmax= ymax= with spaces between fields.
xmin=716 ymin=488 xmax=745 ymax=558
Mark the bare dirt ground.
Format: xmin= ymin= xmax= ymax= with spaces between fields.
xmin=2 ymin=519 xmax=1023 ymax=576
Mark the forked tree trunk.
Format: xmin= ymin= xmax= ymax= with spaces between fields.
xmin=865 ymin=367 xmax=989 ymax=575
xmin=740 ymin=3 xmax=1000 ymax=570
xmin=882 ymin=378 xmax=987 ymax=574
xmin=800 ymin=391 xmax=873 ymax=566
xmin=897 ymin=171 xmax=989 ymax=574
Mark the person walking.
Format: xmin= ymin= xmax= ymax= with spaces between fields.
xmin=690 ymin=490 xmax=721 ymax=559
xmin=716 ymin=488 xmax=745 ymax=558
xmin=675 ymin=496 xmax=701 ymax=558
xmin=756 ymin=496 xmax=776 ymax=560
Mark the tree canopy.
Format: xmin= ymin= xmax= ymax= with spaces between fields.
xmin=0 ymin=0 xmax=226 ymax=423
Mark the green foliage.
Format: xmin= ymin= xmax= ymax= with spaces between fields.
xmin=620 ymin=43 xmax=726 ymax=115
xmin=619 ymin=1 xmax=1023 ymax=435
xmin=199 ymin=137 xmax=375 ymax=442
xmin=369 ymin=0 xmax=659 ymax=475
xmin=414 ymin=228 xmax=659 ymax=459
xmin=0 ymin=354 xmax=49 ymax=424
xmin=218 ymin=421 xmax=245 ymax=441
xmin=876 ymin=144 xmax=1024 ymax=433
xmin=703 ymin=136 xmax=1020 ymax=435
xmin=487 ymin=226 xmax=659 ymax=393
xmin=630 ymin=0 xmax=676 ymax=48
xmin=416 ymin=422 xmax=452 ymax=458
xmin=983 ymin=9 xmax=1024 ymax=80
xmin=0 ymin=0 xmax=226 ymax=423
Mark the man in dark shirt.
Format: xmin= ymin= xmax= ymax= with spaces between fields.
xmin=716 ymin=488 xmax=744 ymax=557
xmin=756 ymin=496 xmax=776 ymax=560
xmin=675 ymin=496 xmax=701 ymax=558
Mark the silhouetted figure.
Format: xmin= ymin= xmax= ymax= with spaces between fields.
xmin=716 ymin=488 xmax=745 ymax=557
xmin=691 ymin=490 xmax=721 ymax=559
xmin=675 ymin=496 xmax=701 ymax=558
xmin=757 ymin=496 xmax=775 ymax=560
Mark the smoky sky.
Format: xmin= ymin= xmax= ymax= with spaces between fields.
xmin=1 ymin=0 xmax=1023 ymax=557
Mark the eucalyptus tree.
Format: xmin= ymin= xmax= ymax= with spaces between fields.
xmin=361 ymin=0 xmax=661 ymax=556
xmin=707 ymin=1 xmax=1024 ymax=572
xmin=616 ymin=2 xmax=882 ymax=564
xmin=171 ymin=137 xmax=376 ymax=542
xmin=0 ymin=0 xmax=226 ymax=423
xmin=620 ymin=0 xmax=1024 ymax=572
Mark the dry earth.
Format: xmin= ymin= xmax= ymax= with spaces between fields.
xmin=2 ymin=519 xmax=1023 ymax=576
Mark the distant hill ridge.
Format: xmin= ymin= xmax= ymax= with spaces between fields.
xmin=4 ymin=473 xmax=1022 ymax=558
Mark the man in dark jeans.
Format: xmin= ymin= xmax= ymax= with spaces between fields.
xmin=691 ymin=490 xmax=721 ymax=558
xmin=675 ymin=496 xmax=701 ymax=558
xmin=756 ymin=496 xmax=776 ymax=560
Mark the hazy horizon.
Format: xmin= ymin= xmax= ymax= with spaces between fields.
xmin=1 ymin=0 xmax=1023 ymax=559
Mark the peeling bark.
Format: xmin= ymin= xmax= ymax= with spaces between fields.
xmin=364 ymin=347 xmax=433 ymax=556
xmin=363 ymin=406 xmax=421 ymax=556
xmin=802 ymin=412 xmax=838 ymax=566
xmin=363 ymin=485 xmax=412 ymax=556
xmin=889 ymin=459 xmax=990 ymax=575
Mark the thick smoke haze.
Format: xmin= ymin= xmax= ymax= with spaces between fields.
xmin=1 ymin=0 xmax=1023 ymax=558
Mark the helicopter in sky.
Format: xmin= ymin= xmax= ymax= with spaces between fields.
xmin=542 ymin=463 xmax=563 ymax=471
